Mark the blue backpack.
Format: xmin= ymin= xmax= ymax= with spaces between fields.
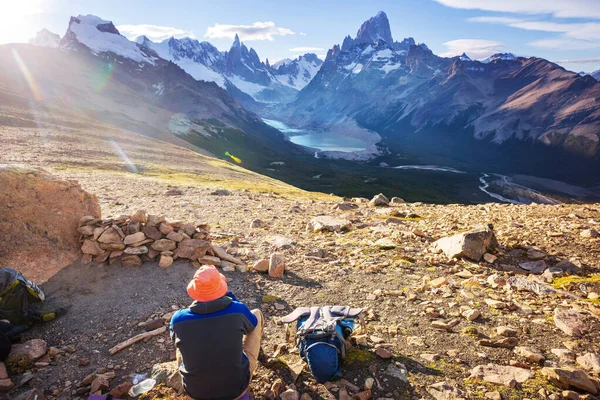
xmin=281 ymin=306 xmax=363 ymax=383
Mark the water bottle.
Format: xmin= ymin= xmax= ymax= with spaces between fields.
xmin=128 ymin=379 xmax=156 ymax=397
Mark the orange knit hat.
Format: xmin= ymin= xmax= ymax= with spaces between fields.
xmin=187 ymin=266 xmax=228 ymax=302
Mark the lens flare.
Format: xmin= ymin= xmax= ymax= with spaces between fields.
xmin=225 ymin=151 xmax=242 ymax=164
xmin=91 ymin=62 xmax=115 ymax=93
xmin=11 ymin=49 xmax=43 ymax=101
xmin=109 ymin=139 xmax=138 ymax=173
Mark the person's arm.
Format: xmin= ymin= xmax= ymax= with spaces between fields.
xmin=169 ymin=311 xmax=178 ymax=343
xmin=240 ymin=304 xmax=258 ymax=334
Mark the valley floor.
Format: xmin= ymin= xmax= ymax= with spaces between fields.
xmin=2 ymin=120 xmax=600 ymax=400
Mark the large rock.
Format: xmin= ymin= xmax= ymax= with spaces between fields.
xmin=542 ymin=367 xmax=598 ymax=394
xmin=554 ymin=308 xmax=589 ymax=337
xmin=6 ymin=339 xmax=47 ymax=370
xmin=507 ymin=276 xmax=557 ymax=297
xmin=97 ymin=227 xmax=123 ymax=244
xmin=81 ymin=240 xmax=103 ymax=256
xmin=151 ymin=361 xmax=182 ymax=392
xmin=433 ymin=225 xmax=498 ymax=261
xmin=306 ymin=216 xmax=352 ymax=233
xmin=369 ymin=193 xmax=389 ymax=207
xmin=269 ymin=253 xmax=285 ymax=278
xmin=0 ymin=168 xmax=101 ymax=283
xmin=427 ymin=382 xmax=466 ymax=400
xmin=175 ymin=239 xmax=211 ymax=260
xmin=142 ymin=225 xmax=163 ymax=240
xmin=123 ymin=232 xmax=146 ymax=245
xmin=121 ymin=255 xmax=142 ymax=268
xmin=267 ymin=235 xmax=297 ymax=249
xmin=470 ymin=364 xmax=532 ymax=388
xmin=151 ymin=239 xmax=177 ymax=252
xmin=576 ymin=353 xmax=600 ymax=373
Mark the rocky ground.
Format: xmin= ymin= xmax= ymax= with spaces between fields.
xmin=1 ymin=119 xmax=600 ymax=400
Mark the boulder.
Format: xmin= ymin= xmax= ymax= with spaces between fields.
xmin=81 ymin=240 xmax=104 ymax=256
xmin=249 ymin=219 xmax=263 ymax=229
xmin=390 ymin=197 xmax=405 ymax=204
xmin=121 ymin=255 xmax=142 ymax=268
xmin=200 ymin=255 xmax=221 ymax=267
xmin=212 ymin=246 xmax=243 ymax=265
xmin=542 ymin=367 xmax=598 ymax=394
xmin=514 ymin=346 xmax=545 ymax=363
xmin=0 ymin=379 xmax=14 ymax=392
xmin=433 ymin=225 xmax=498 ymax=261
xmin=506 ymin=276 xmax=557 ymax=297
xmin=124 ymin=246 xmax=148 ymax=255
xmin=175 ymin=239 xmax=211 ymax=260
xmin=158 ymin=223 xmax=174 ymax=235
xmin=280 ymin=389 xmax=300 ymax=400
xmin=427 ymin=381 xmax=466 ymax=400
xmin=269 ymin=253 xmax=285 ymax=278
xmin=470 ymin=364 xmax=532 ymax=388
xmin=151 ymin=361 xmax=182 ymax=392
xmin=332 ymin=203 xmax=359 ymax=211
xmin=110 ymin=382 xmax=132 ymax=398
xmin=369 ymin=193 xmax=389 ymax=207
xmin=252 ymin=259 xmax=269 ymax=272
xmin=518 ymin=260 xmax=547 ymax=274
xmin=267 ymin=235 xmax=297 ymax=249
xmin=123 ymin=232 xmax=146 ymax=245
xmin=151 ymin=239 xmax=177 ymax=252
xmin=0 ymin=167 xmax=101 ymax=282
xmin=142 ymin=225 xmax=163 ymax=240
xmin=130 ymin=210 xmax=148 ymax=223
xmin=306 ymin=216 xmax=352 ymax=233
xmin=554 ymin=308 xmax=589 ymax=337
xmin=91 ymin=375 xmax=110 ymax=393
xmin=374 ymin=238 xmax=397 ymax=250
xmin=180 ymin=223 xmax=197 ymax=237
xmin=6 ymin=339 xmax=47 ymax=369
xmin=166 ymin=231 xmax=185 ymax=242
xmin=159 ymin=255 xmax=173 ymax=268
xmin=98 ymin=227 xmax=123 ymax=244
xmin=576 ymin=353 xmax=600 ymax=373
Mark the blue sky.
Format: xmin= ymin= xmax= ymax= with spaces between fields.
xmin=4 ymin=0 xmax=600 ymax=72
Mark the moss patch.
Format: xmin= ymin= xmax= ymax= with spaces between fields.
xmin=552 ymin=274 xmax=600 ymax=290
xmin=344 ymin=347 xmax=376 ymax=366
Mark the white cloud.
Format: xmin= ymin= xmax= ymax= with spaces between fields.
xmin=289 ymin=47 xmax=325 ymax=52
xmin=440 ymin=39 xmax=505 ymax=59
xmin=433 ymin=0 xmax=600 ymax=19
xmin=556 ymin=57 xmax=600 ymax=64
xmin=468 ymin=16 xmax=600 ymax=49
xmin=117 ymin=24 xmax=195 ymax=41
xmin=299 ymin=32 xmax=307 ymax=36
xmin=530 ymin=38 xmax=600 ymax=50
xmin=205 ymin=21 xmax=294 ymax=41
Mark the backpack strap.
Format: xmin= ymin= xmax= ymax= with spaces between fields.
xmin=280 ymin=307 xmax=311 ymax=324
xmin=330 ymin=306 xmax=363 ymax=318
xmin=298 ymin=306 xmax=321 ymax=335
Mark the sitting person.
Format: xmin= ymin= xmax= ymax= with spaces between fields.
xmin=170 ymin=266 xmax=264 ymax=400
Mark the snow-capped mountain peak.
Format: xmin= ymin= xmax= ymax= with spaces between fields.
xmin=29 ymin=28 xmax=60 ymax=48
xmin=459 ymin=52 xmax=471 ymax=61
xmin=355 ymin=11 xmax=393 ymax=45
xmin=61 ymin=14 xmax=155 ymax=64
xmin=273 ymin=58 xmax=293 ymax=68
xmin=481 ymin=52 xmax=516 ymax=64
xmin=272 ymin=53 xmax=323 ymax=90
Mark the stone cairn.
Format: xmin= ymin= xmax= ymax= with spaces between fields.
xmin=78 ymin=210 xmax=245 ymax=271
